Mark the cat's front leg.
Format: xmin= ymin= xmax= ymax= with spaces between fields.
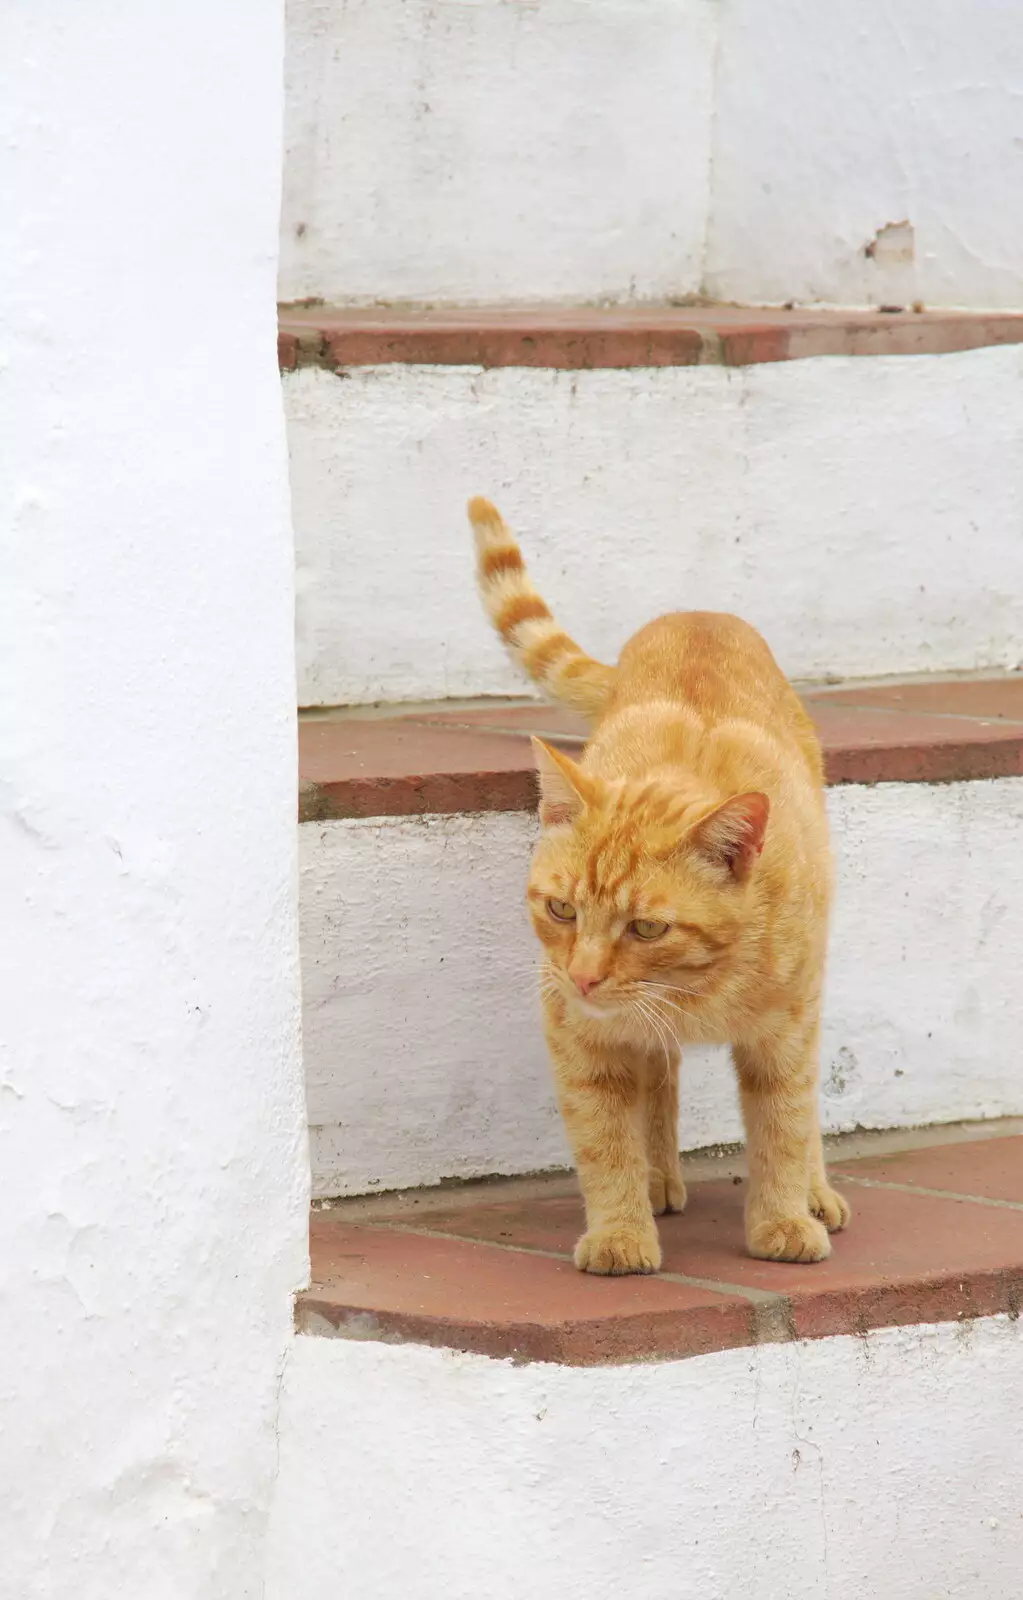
xmin=548 ymin=1027 xmax=660 ymax=1275
xmin=733 ymin=1017 xmax=849 ymax=1264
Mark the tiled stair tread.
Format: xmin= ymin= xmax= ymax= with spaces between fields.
xmin=299 ymin=674 xmax=1023 ymax=821
xmin=278 ymin=305 xmax=1023 ymax=371
xmin=299 ymin=1134 xmax=1023 ymax=1366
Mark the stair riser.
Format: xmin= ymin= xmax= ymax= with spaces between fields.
xmin=268 ymin=1322 xmax=1023 ymax=1598
xmin=284 ymin=0 xmax=1023 ymax=310
xmin=708 ymin=0 xmax=1023 ymax=310
xmin=301 ymin=778 xmax=1023 ymax=1199
xmin=287 ymin=347 xmax=1023 ymax=708
xmin=283 ymin=0 xmax=713 ymax=306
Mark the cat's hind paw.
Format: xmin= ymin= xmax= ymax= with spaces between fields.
xmin=747 ymin=1214 xmax=830 ymax=1264
xmin=810 ymin=1182 xmax=851 ymax=1233
xmin=649 ymin=1168 xmax=687 ymax=1216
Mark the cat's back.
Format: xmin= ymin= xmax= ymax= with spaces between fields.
xmin=614 ymin=611 xmax=783 ymax=711
xmin=600 ymin=610 xmax=823 ymax=786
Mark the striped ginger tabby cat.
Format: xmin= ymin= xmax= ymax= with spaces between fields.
xmin=468 ymin=496 xmax=850 ymax=1276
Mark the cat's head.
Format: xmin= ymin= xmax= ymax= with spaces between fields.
xmin=527 ymin=739 xmax=769 ymax=1019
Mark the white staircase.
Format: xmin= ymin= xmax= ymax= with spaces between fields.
xmin=285 ymin=1 xmax=1023 ymax=1204
xmin=277 ymin=5 xmax=1023 ymax=1596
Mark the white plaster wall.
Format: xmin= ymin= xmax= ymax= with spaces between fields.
xmin=281 ymin=0 xmax=714 ymax=305
xmin=288 ymin=346 xmax=1023 ymax=707
xmin=268 ymin=1315 xmax=1023 ymax=1599
xmin=0 ymin=6 xmax=308 ymax=1596
xmin=282 ymin=0 xmax=1023 ymax=309
xmin=302 ymin=779 xmax=1023 ymax=1197
xmin=707 ymin=0 xmax=1023 ymax=309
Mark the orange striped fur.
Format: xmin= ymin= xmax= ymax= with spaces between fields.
xmin=467 ymin=497 xmax=849 ymax=1275
xmin=468 ymin=496 xmax=615 ymax=717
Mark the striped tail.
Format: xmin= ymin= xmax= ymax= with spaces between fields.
xmin=467 ymin=497 xmax=616 ymax=719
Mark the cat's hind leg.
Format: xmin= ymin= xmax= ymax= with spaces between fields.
xmin=644 ymin=1051 xmax=687 ymax=1216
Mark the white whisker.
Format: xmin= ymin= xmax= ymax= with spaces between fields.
xmin=635 ymin=993 xmax=686 ymax=1086
xmin=630 ymin=996 xmax=678 ymax=1090
xmin=638 ymin=981 xmax=700 ymax=1021
xmin=640 ymin=993 xmax=683 ymax=1047
xmin=640 ymin=980 xmax=699 ymax=998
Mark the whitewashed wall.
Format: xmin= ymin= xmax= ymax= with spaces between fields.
xmin=288 ymin=346 xmax=1023 ymax=707
xmin=282 ymin=0 xmax=715 ymax=305
xmin=268 ymin=1316 xmax=1023 ymax=1599
xmin=0 ymin=6 xmax=308 ymax=1596
xmin=282 ymin=0 xmax=1023 ymax=308
xmin=302 ymin=779 xmax=1023 ymax=1198
xmin=706 ymin=0 xmax=1023 ymax=309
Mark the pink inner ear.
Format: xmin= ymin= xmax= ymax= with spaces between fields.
xmin=739 ymin=792 xmax=770 ymax=852
xmin=698 ymin=791 xmax=770 ymax=876
xmin=531 ymin=736 xmax=592 ymax=829
xmin=538 ymin=798 xmax=574 ymax=828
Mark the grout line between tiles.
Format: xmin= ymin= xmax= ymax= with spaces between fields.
xmin=362 ymin=1218 xmax=792 ymax=1316
xmin=835 ymin=1175 xmax=1023 ymax=1211
xmin=805 ymin=703 xmax=1023 ymax=729
xmin=421 ymin=711 xmax=1023 ymax=737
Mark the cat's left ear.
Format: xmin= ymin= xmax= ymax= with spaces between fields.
xmin=531 ymin=738 xmax=595 ymax=828
xmin=689 ymin=792 xmax=769 ymax=880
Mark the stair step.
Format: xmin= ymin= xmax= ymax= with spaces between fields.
xmin=280 ymin=305 xmax=1023 ymax=374
xmin=299 ymin=675 xmax=1023 ymax=821
xmin=285 ymin=338 xmax=1023 ymax=706
xmin=299 ymin=681 xmax=1023 ymax=1199
xmin=299 ymin=1124 xmax=1023 ymax=1366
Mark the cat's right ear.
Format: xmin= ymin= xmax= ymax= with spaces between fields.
xmin=530 ymin=738 xmax=594 ymax=828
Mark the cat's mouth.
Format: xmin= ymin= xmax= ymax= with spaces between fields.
xmin=562 ymin=985 xmax=629 ymax=1019
xmin=571 ymin=994 xmax=619 ymax=1018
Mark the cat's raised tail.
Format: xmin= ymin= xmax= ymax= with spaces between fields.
xmin=467 ymin=497 xmax=616 ymax=718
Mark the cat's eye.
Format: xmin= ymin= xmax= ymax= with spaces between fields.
xmin=546 ymin=898 xmax=577 ymax=922
xmin=629 ymin=918 xmax=669 ymax=941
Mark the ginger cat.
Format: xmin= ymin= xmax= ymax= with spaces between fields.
xmin=468 ymin=496 xmax=850 ymax=1275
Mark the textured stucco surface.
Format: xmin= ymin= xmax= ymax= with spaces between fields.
xmin=282 ymin=0 xmax=1023 ymax=309
xmin=281 ymin=0 xmax=715 ymax=305
xmin=707 ymin=0 xmax=1023 ymax=309
xmin=267 ymin=1314 xmax=1023 ymax=1599
xmin=1 ymin=6 xmax=309 ymax=1594
xmin=302 ymin=779 xmax=1023 ymax=1198
xmin=286 ymin=348 xmax=1023 ymax=707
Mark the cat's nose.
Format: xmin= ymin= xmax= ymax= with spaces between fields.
xmin=572 ymin=973 xmax=603 ymax=996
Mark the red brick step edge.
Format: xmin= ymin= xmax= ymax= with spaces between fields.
xmin=279 ymin=305 xmax=1023 ymax=372
xmin=300 ymin=1132 xmax=1023 ymax=1366
xmin=299 ymin=676 xmax=1023 ymax=823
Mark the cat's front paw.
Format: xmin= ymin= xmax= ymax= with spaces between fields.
xmin=809 ymin=1182 xmax=851 ymax=1233
xmin=574 ymin=1225 xmax=661 ymax=1276
xmin=747 ymin=1214 xmax=830 ymax=1264
xmin=649 ymin=1168 xmax=687 ymax=1216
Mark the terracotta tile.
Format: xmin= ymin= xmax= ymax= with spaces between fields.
xmin=298 ymin=716 xmax=538 ymax=819
xmin=833 ymin=1136 xmax=1023 ymax=1204
xmin=809 ymin=702 xmax=1023 ymax=784
xmin=413 ymin=1194 xmax=585 ymax=1255
xmin=279 ymin=305 xmax=1023 ymax=371
xmin=410 ymin=1175 xmax=1023 ymax=1345
xmin=653 ymin=1180 xmax=1023 ymax=1338
xmin=300 ymin=1217 xmax=755 ymax=1365
xmin=806 ymin=676 xmax=1023 ymax=723
xmin=298 ymin=675 xmax=1023 ymax=821
xmin=417 ymin=704 xmax=588 ymax=739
